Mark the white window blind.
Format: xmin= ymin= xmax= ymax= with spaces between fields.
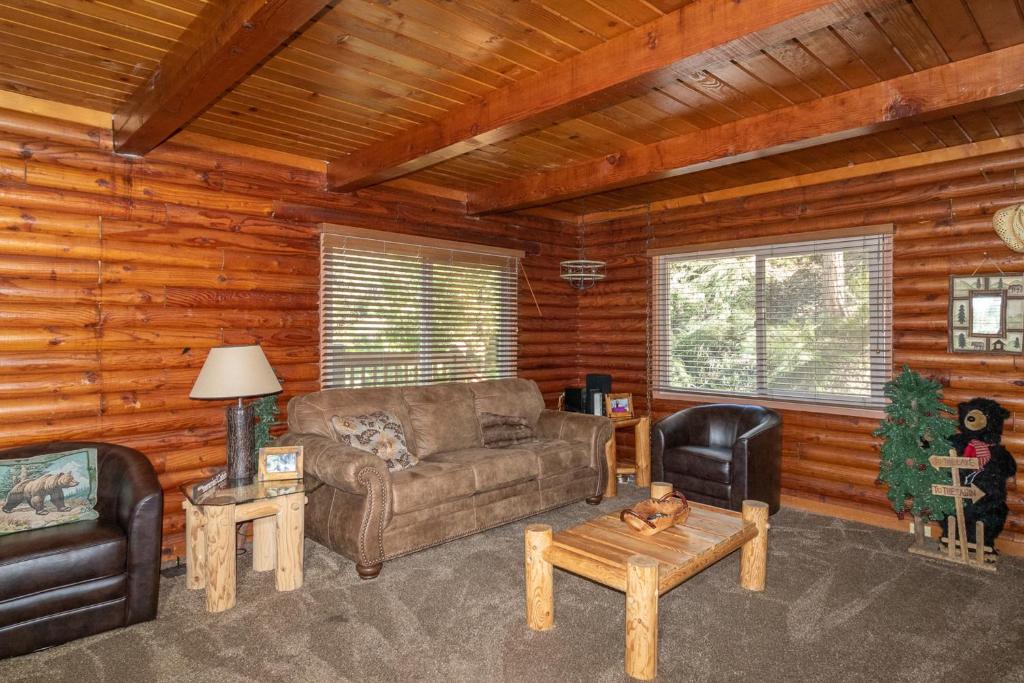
xmin=653 ymin=231 xmax=893 ymax=408
xmin=321 ymin=228 xmax=520 ymax=389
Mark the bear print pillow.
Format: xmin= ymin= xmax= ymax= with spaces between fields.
xmin=0 ymin=448 xmax=99 ymax=536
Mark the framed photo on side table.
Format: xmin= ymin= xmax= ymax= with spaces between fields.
xmin=605 ymin=393 xmax=634 ymax=420
xmin=257 ymin=446 xmax=304 ymax=481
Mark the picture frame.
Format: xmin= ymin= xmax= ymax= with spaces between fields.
xmin=257 ymin=445 xmax=303 ymax=482
xmin=604 ymin=393 xmax=634 ymax=419
xmin=948 ymin=274 xmax=1024 ymax=354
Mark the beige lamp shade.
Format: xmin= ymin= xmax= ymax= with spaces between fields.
xmin=189 ymin=344 xmax=282 ymax=399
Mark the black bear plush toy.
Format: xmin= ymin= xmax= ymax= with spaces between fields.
xmin=948 ymin=398 xmax=1018 ymax=549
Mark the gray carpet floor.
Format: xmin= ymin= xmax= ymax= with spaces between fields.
xmin=3 ymin=485 xmax=1024 ymax=682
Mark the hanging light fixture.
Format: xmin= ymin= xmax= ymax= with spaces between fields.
xmin=560 ymin=198 xmax=605 ymax=290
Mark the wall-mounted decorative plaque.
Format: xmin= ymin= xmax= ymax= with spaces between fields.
xmin=948 ymin=273 xmax=1024 ymax=353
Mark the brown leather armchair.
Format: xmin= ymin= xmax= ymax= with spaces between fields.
xmin=652 ymin=405 xmax=782 ymax=515
xmin=0 ymin=441 xmax=163 ymax=659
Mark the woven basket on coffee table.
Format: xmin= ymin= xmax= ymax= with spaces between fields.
xmin=620 ymin=490 xmax=690 ymax=536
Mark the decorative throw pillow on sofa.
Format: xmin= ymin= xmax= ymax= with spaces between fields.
xmin=480 ymin=412 xmax=538 ymax=448
xmin=0 ymin=447 xmax=99 ymax=536
xmin=331 ymin=411 xmax=419 ymax=471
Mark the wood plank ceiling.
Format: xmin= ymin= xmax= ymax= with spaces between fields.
xmin=0 ymin=0 xmax=1022 ymax=216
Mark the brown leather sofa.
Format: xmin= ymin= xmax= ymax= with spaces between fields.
xmin=280 ymin=378 xmax=612 ymax=578
xmin=0 ymin=441 xmax=163 ymax=659
xmin=652 ymin=404 xmax=782 ymax=515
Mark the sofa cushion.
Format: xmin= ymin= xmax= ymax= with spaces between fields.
xmin=402 ymin=383 xmax=482 ymax=457
xmin=663 ymin=445 xmax=733 ymax=484
xmin=480 ymin=413 xmax=537 ymax=448
xmin=469 ymin=378 xmax=545 ymax=429
xmin=528 ymin=439 xmax=591 ymax=479
xmin=330 ymin=411 xmax=419 ymax=471
xmin=389 ymin=461 xmax=477 ymax=516
xmin=431 ymin=447 xmax=539 ymax=493
xmin=1 ymin=448 xmax=100 ymax=536
xmin=0 ymin=520 xmax=126 ymax=602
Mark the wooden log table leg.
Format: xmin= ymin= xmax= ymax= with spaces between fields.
xmin=740 ymin=500 xmax=769 ymax=592
xmin=650 ymin=481 xmax=673 ymax=500
xmin=604 ymin=438 xmax=618 ymax=498
xmin=525 ymin=524 xmax=554 ymax=631
xmin=275 ymin=492 xmax=305 ymax=592
xmin=634 ymin=416 xmax=651 ymax=487
xmin=252 ymin=515 xmax=276 ymax=572
xmin=183 ymin=500 xmax=206 ymax=590
xmin=204 ymin=504 xmax=236 ymax=613
xmin=625 ymin=554 xmax=658 ymax=681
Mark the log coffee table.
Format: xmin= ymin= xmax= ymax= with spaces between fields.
xmin=524 ymin=499 xmax=768 ymax=680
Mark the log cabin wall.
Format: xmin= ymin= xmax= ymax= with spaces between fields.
xmin=580 ymin=145 xmax=1024 ymax=551
xmin=0 ymin=108 xmax=577 ymax=561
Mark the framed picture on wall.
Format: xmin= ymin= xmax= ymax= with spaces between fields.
xmin=948 ymin=273 xmax=1024 ymax=354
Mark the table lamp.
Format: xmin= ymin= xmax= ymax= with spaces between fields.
xmin=190 ymin=344 xmax=282 ymax=484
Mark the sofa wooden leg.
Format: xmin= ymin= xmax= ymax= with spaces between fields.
xmin=585 ymin=495 xmax=603 ymax=505
xmin=356 ymin=562 xmax=382 ymax=580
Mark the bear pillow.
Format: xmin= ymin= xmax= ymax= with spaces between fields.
xmin=0 ymin=447 xmax=100 ymax=536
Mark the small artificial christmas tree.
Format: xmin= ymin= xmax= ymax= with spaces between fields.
xmin=874 ymin=366 xmax=957 ymax=523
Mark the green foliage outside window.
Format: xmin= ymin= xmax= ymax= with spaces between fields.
xmin=665 ymin=245 xmax=878 ymax=400
xmin=325 ymin=253 xmax=513 ymax=387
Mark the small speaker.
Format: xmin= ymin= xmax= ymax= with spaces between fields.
xmin=585 ymin=374 xmax=612 ymax=415
xmin=586 ymin=373 xmax=612 ymax=396
xmin=563 ymin=387 xmax=587 ymax=413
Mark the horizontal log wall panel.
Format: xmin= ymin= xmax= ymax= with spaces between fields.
xmin=584 ymin=142 xmax=1024 ymax=551
xmin=0 ymin=108 xmax=576 ymax=561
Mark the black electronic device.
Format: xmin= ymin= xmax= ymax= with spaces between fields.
xmin=585 ymin=374 xmax=613 ymax=415
xmin=585 ymin=374 xmax=612 ymax=396
xmin=563 ymin=387 xmax=587 ymax=413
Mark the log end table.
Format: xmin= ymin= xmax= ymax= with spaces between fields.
xmin=181 ymin=477 xmax=319 ymax=613
xmin=525 ymin=499 xmax=768 ymax=680
xmin=604 ymin=415 xmax=651 ymax=498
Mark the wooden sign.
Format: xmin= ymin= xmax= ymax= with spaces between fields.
xmin=930 ymin=483 xmax=985 ymax=503
xmin=928 ymin=455 xmax=980 ymax=470
xmin=908 ymin=448 xmax=994 ymax=572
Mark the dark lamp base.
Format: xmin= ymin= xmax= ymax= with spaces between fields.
xmin=226 ymin=402 xmax=256 ymax=485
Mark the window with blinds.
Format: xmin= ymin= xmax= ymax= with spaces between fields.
xmin=653 ymin=230 xmax=893 ymax=408
xmin=321 ymin=227 xmax=520 ymax=389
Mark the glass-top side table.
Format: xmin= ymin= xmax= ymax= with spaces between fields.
xmin=179 ymin=477 xmax=320 ymax=612
xmin=181 ymin=477 xmax=321 ymax=507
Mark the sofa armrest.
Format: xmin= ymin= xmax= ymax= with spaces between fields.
xmin=276 ymin=432 xmax=393 ymax=523
xmin=731 ymin=414 xmax=782 ymax=512
xmin=537 ymin=410 xmax=613 ymax=492
xmin=652 ymin=409 xmax=694 ymax=481
xmin=95 ymin=444 xmax=163 ymax=625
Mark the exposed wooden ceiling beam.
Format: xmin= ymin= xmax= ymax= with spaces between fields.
xmin=467 ymin=44 xmax=1024 ymax=214
xmin=325 ymin=0 xmax=899 ymax=192
xmin=113 ymin=0 xmax=331 ymax=156
xmin=579 ymin=134 xmax=1024 ymax=225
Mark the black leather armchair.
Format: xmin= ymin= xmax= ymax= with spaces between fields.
xmin=652 ymin=405 xmax=782 ymax=515
xmin=0 ymin=441 xmax=163 ymax=659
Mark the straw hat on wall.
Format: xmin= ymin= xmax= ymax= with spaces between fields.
xmin=993 ymin=204 xmax=1024 ymax=253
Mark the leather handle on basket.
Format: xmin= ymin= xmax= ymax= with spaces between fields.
xmin=620 ymin=508 xmax=658 ymax=529
xmin=657 ymin=490 xmax=688 ymax=506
